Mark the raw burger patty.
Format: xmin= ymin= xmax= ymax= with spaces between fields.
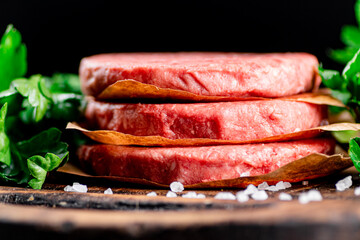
xmin=77 ymin=138 xmax=335 ymax=185
xmin=79 ymin=52 xmax=319 ymax=97
xmin=85 ymin=99 xmax=328 ymax=141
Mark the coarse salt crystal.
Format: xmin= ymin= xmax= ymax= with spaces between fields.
xmin=182 ymin=191 xmax=206 ymax=199
xmin=283 ymin=182 xmax=292 ymax=189
xmin=196 ymin=193 xmax=206 ymax=199
xmin=244 ymin=184 xmax=258 ymax=195
xmin=278 ymin=192 xmax=292 ymax=201
xmin=251 ymin=190 xmax=268 ymax=200
xmin=64 ymin=185 xmax=75 ymax=192
xmin=166 ymin=191 xmax=177 ymax=198
xmin=354 ymin=187 xmax=360 ymax=196
xmin=146 ymin=191 xmax=157 ymax=197
xmin=170 ymin=181 xmax=184 ymax=193
xmin=335 ymin=176 xmax=352 ymax=191
xmin=236 ymin=191 xmax=249 ymax=202
xmin=182 ymin=191 xmax=197 ymax=198
xmin=64 ymin=182 xmax=88 ymax=193
xmin=214 ymin=192 xmax=236 ymax=200
xmin=257 ymin=182 xmax=269 ymax=190
xmin=299 ymin=189 xmax=322 ymax=204
xmin=72 ymin=182 xmax=88 ymax=193
xmin=104 ymin=188 xmax=113 ymax=194
xmin=302 ymin=181 xmax=309 ymax=185
xmin=265 ymin=186 xmax=279 ymax=192
xmin=276 ymin=181 xmax=286 ymax=190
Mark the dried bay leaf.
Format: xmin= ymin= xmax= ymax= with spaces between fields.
xmin=66 ymin=122 xmax=360 ymax=147
xmin=96 ymin=80 xmax=344 ymax=107
xmin=57 ymin=152 xmax=352 ymax=189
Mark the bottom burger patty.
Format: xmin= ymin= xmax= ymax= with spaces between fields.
xmin=77 ymin=138 xmax=335 ymax=185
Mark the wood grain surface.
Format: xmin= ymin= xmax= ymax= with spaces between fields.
xmin=1 ymin=167 xmax=360 ymax=240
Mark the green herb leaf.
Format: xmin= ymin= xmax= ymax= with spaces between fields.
xmin=329 ymin=47 xmax=359 ymax=64
xmin=349 ymin=137 xmax=360 ymax=172
xmin=0 ymin=103 xmax=11 ymax=166
xmin=355 ymin=0 xmax=360 ymax=28
xmin=0 ymin=25 xmax=27 ymax=92
xmin=343 ymin=48 xmax=360 ymax=81
xmin=341 ymin=25 xmax=360 ymax=47
xmin=11 ymin=75 xmax=51 ymax=123
xmin=318 ymin=68 xmax=345 ymax=90
xmin=47 ymin=73 xmax=82 ymax=94
xmin=27 ymin=152 xmax=67 ymax=189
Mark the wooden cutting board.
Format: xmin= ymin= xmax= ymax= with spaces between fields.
xmin=0 ymin=168 xmax=360 ymax=240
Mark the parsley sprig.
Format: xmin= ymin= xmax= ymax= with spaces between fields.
xmin=0 ymin=25 xmax=85 ymax=189
xmin=329 ymin=0 xmax=360 ymax=64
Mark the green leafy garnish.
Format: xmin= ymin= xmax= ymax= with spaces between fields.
xmin=349 ymin=137 xmax=360 ymax=172
xmin=0 ymin=25 xmax=27 ymax=91
xmin=329 ymin=0 xmax=360 ymax=64
xmin=319 ymin=49 xmax=360 ymax=121
xmin=0 ymin=24 xmax=85 ymax=189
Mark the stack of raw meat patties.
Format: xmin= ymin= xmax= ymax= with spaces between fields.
xmin=77 ymin=52 xmax=335 ymax=185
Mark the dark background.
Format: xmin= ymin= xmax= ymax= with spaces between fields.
xmin=0 ymin=0 xmax=356 ymax=76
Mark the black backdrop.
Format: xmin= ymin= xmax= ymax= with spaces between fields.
xmin=0 ymin=0 xmax=356 ymax=76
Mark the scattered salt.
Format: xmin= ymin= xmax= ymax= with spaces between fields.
xmin=244 ymin=184 xmax=258 ymax=195
xmin=257 ymin=182 xmax=269 ymax=190
xmin=335 ymin=176 xmax=352 ymax=191
xmin=196 ymin=194 xmax=206 ymax=199
xmin=182 ymin=191 xmax=197 ymax=198
xmin=276 ymin=181 xmax=286 ymax=190
xmin=64 ymin=185 xmax=75 ymax=192
xmin=278 ymin=192 xmax=292 ymax=201
xmin=298 ymin=190 xmax=322 ymax=204
xmin=283 ymin=182 xmax=292 ymax=188
xmin=166 ymin=191 xmax=177 ymax=198
xmin=182 ymin=191 xmax=206 ymax=199
xmin=72 ymin=182 xmax=88 ymax=193
xmin=265 ymin=186 xmax=279 ymax=192
xmin=236 ymin=191 xmax=249 ymax=202
xmin=355 ymin=187 xmax=360 ymax=196
xmin=146 ymin=191 xmax=157 ymax=197
xmin=214 ymin=192 xmax=236 ymax=200
xmin=251 ymin=190 xmax=268 ymax=200
xmin=64 ymin=182 xmax=88 ymax=193
xmin=104 ymin=188 xmax=113 ymax=194
xmin=170 ymin=181 xmax=184 ymax=193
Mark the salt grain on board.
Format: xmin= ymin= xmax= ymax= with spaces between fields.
xmin=251 ymin=190 xmax=268 ymax=200
xmin=335 ymin=176 xmax=352 ymax=191
xmin=236 ymin=191 xmax=249 ymax=202
xmin=214 ymin=192 xmax=236 ymax=200
xmin=279 ymin=192 xmax=292 ymax=201
xmin=104 ymin=188 xmax=113 ymax=194
xmin=72 ymin=182 xmax=88 ymax=193
xmin=283 ymin=182 xmax=292 ymax=188
xmin=244 ymin=184 xmax=258 ymax=195
xmin=355 ymin=187 xmax=360 ymax=196
xmin=147 ymin=191 xmax=157 ymax=197
xmin=166 ymin=191 xmax=177 ymax=198
xmin=182 ymin=191 xmax=206 ymax=199
xmin=257 ymin=182 xmax=269 ymax=190
xmin=299 ymin=190 xmax=322 ymax=204
xmin=170 ymin=181 xmax=184 ymax=193
xmin=64 ymin=182 xmax=88 ymax=193
xmin=276 ymin=181 xmax=286 ymax=190
xmin=265 ymin=186 xmax=279 ymax=192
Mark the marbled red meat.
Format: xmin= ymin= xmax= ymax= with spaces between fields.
xmin=79 ymin=52 xmax=319 ymax=97
xmin=77 ymin=138 xmax=335 ymax=185
xmin=85 ymin=98 xmax=328 ymax=141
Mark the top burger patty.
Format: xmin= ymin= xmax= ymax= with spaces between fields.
xmin=79 ymin=52 xmax=319 ymax=98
